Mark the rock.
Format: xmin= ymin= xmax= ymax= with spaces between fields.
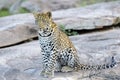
xmin=0 ymin=14 xmax=38 ymax=48
xmin=21 ymin=0 xmax=78 ymax=12
xmin=0 ymin=29 xmax=120 ymax=80
xmin=0 ymin=1 xmax=120 ymax=47
xmin=0 ymin=0 xmax=17 ymax=10
xmin=4 ymin=69 xmax=20 ymax=80
xmin=0 ymin=23 xmax=38 ymax=48
xmin=9 ymin=0 xmax=23 ymax=14
xmin=53 ymin=1 xmax=120 ymax=29
xmin=21 ymin=0 xmax=41 ymax=12
xmin=21 ymin=0 xmax=118 ymax=12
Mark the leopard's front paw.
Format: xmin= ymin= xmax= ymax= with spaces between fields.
xmin=40 ymin=70 xmax=46 ymax=76
xmin=41 ymin=70 xmax=54 ymax=78
xmin=61 ymin=66 xmax=73 ymax=72
xmin=55 ymin=66 xmax=61 ymax=72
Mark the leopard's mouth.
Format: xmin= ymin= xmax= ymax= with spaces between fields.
xmin=38 ymin=32 xmax=52 ymax=37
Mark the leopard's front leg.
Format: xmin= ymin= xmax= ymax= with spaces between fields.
xmin=40 ymin=51 xmax=48 ymax=76
xmin=41 ymin=51 xmax=57 ymax=78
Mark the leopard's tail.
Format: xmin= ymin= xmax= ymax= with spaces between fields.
xmin=78 ymin=56 xmax=116 ymax=70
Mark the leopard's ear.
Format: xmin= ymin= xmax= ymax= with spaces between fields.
xmin=46 ymin=11 xmax=52 ymax=18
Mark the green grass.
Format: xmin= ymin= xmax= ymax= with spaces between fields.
xmin=59 ymin=24 xmax=78 ymax=36
xmin=19 ymin=8 xmax=30 ymax=13
xmin=0 ymin=8 xmax=30 ymax=17
xmin=0 ymin=9 xmax=10 ymax=17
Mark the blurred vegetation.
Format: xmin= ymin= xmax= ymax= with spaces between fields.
xmin=0 ymin=9 xmax=10 ymax=17
xmin=0 ymin=8 xmax=30 ymax=17
xmin=19 ymin=8 xmax=30 ymax=13
xmin=59 ymin=25 xmax=78 ymax=36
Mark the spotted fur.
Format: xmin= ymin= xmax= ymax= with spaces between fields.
xmin=33 ymin=12 xmax=116 ymax=78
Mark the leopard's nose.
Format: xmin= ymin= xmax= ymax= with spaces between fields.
xmin=43 ymin=29 xmax=47 ymax=33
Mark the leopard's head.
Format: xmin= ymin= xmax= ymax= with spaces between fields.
xmin=33 ymin=12 xmax=57 ymax=37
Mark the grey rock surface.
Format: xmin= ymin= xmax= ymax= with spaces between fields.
xmin=0 ymin=29 xmax=120 ymax=80
xmin=0 ymin=1 xmax=120 ymax=47
xmin=9 ymin=0 xmax=23 ymax=14
xmin=21 ymin=0 xmax=41 ymax=12
xmin=0 ymin=0 xmax=118 ymax=11
xmin=53 ymin=1 xmax=120 ymax=29
xmin=21 ymin=0 xmax=78 ymax=12
xmin=0 ymin=14 xmax=38 ymax=47
xmin=0 ymin=22 xmax=38 ymax=48
xmin=0 ymin=0 xmax=17 ymax=10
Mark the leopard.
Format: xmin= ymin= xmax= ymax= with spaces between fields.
xmin=33 ymin=11 xmax=116 ymax=78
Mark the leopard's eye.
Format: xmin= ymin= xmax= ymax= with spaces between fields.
xmin=46 ymin=27 xmax=49 ymax=30
xmin=39 ymin=27 xmax=42 ymax=31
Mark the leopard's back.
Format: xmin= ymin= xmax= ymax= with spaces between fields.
xmin=59 ymin=30 xmax=76 ymax=51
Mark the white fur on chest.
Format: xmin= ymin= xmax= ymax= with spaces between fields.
xmin=38 ymin=35 xmax=55 ymax=52
xmin=38 ymin=35 xmax=52 ymax=43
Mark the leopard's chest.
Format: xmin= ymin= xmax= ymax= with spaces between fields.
xmin=39 ymin=36 xmax=55 ymax=53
